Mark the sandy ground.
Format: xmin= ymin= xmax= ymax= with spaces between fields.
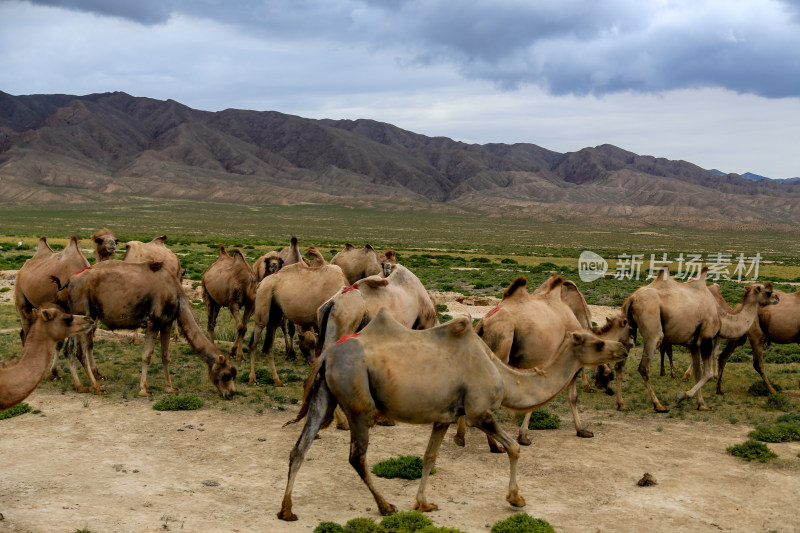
xmin=1 ymin=390 xmax=799 ymax=533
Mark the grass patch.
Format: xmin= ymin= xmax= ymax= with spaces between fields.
xmin=524 ymin=409 xmax=561 ymax=430
xmin=727 ymin=440 xmax=778 ymax=462
xmin=380 ymin=511 xmax=432 ymax=532
xmin=152 ymin=394 xmax=204 ymax=411
xmin=491 ymin=513 xmax=556 ymax=533
xmin=372 ymin=455 xmax=433 ymax=480
xmin=0 ymin=402 xmax=32 ymax=420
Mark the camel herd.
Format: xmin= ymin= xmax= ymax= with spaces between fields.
xmin=1 ymin=228 xmax=796 ymax=520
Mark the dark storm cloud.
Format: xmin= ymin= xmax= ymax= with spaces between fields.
xmin=24 ymin=0 xmax=800 ymax=98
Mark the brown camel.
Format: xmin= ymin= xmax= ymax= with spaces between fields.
xmin=0 ymin=307 xmax=94 ymax=410
xmin=330 ymin=244 xmax=394 ymax=284
xmin=248 ymin=262 xmax=348 ymax=386
xmin=622 ymin=268 xmax=778 ymax=411
xmin=201 ymin=246 xmax=258 ymax=361
xmin=461 ymin=275 xmax=600 ymax=448
xmin=717 ymin=286 xmax=800 ymax=395
xmin=277 ymin=309 xmax=627 ymax=520
xmin=14 ymin=230 xmax=118 ymax=382
xmin=52 ymin=260 xmax=237 ymax=398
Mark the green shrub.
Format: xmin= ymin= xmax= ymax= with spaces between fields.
xmin=0 ymin=402 xmax=32 ymax=420
xmin=727 ymin=440 xmax=778 ymax=462
xmin=239 ymin=368 xmax=304 ymax=384
xmin=500 ymin=258 xmax=518 ymax=264
xmin=747 ymin=380 xmax=782 ymax=396
xmin=777 ymin=413 xmax=800 ymax=424
xmin=765 ymin=393 xmax=793 ymax=411
xmin=418 ymin=527 xmax=467 ymax=533
xmin=749 ymin=421 xmax=800 ymax=442
xmin=314 ymin=522 xmax=345 ymax=533
xmin=525 ymin=410 xmax=561 ymax=430
xmin=152 ymin=394 xmax=203 ymax=411
xmin=380 ymin=511 xmax=432 ymax=532
xmin=344 ymin=517 xmax=381 ymax=533
xmin=0 ymin=286 xmax=10 ymax=293
xmin=491 ymin=513 xmax=556 ymax=533
xmin=372 ymin=455 xmax=434 ymax=480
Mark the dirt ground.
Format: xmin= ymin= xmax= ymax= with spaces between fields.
xmin=1 ymin=388 xmax=799 ymax=533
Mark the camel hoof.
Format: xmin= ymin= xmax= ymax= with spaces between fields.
xmin=414 ymin=501 xmax=439 ymax=513
xmin=336 ymin=423 xmax=349 ymax=431
xmin=654 ymin=405 xmax=669 ymax=413
xmin=697 ymin=404 xmax=712 ymax=411
xmin=616 ymin=403 xmax=628 ymax=411
xmin=489 ymin=445 xmax=506 ymax=454
xmin=164 ymin=387 xmax=178 ymax=393
xmin=276 ymin=509 xmax=298 ymax=522
xmin=76 ymin=386 xmax=90 ymax=394
xmin=675 ymin=391 xmax=687 ymax=404
xmin=93 ymin=373 xmax=106 ymax=381
xmin=517 ymin=434 xmax=532 ymax=446
xmin=138 ymin=390 xmax=152 ymax=397
xmin=275 ymin=381 xmax=285 ymax=387
xmin=285 ymin=353 xmax=297 ymax=362
xmin=377 ymin=418 xmax=396 ymax=426
xmin=604 ymin=387 xmax=615 ymax=396
xmin=92 ymin=388 xmax=106 ymax=395
xmin=506 ymin=491 xmax=526 ymax=508
xmin=577 ymin=429 xmax=594 ymax=438
xmin=379 ymin=503 xmax=397 ymax=516
xmin=582 ymin=385 xmax=595 ymax=393
xmin=453 ymin=435 xmax=465 ymax=447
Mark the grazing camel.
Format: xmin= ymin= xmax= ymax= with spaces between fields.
xmin=622 ymin=268 xmax=778 ymax=411
xmin=14 ymin=230 xmax=118 ymax=383
xmin=201 ymin=247 xmax=258 ymax=361
xmin=716 ymin=286 xmax=800 ymax=395
xmin=52 ymin=260 xmax=238 ymax=398
xmin=462 ymin=275 xmax=600 ymax=448
xmin=277 ymin=309 xmax=627 ymax=521
xmin=331 ymin=244 xmax=394 ymax=284
xmin=249 ymin=262 xmax=348 ymax=386
xmin=0 ymin=307 xmax=94 ymax=410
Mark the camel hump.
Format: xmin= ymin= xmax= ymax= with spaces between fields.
xmin=217 ymin=245 xmax=228 ymax=257
xmin=343 ymin=243 xmax=355 ymax=250
xmin=444 ymin=315 xmax=472 ymax=337
xmin=384 ymin=250 xmax=397 ymax=262
xmin=363 ymin=244 xmax=375 ymax=252
xmin=231 ymin=249 xmax=248 ymax=263
xmin=68 ymin=235 xmax=81 ymax=250
xmin=152 ymin=235 xmax=168 ymax=245
xmin=655 ymin=266 xmax=670 ymax=281
xmin=360 ymin=277 xmax=389 ymax=289
xmin=291 ymin=236 xmax=298 ymax=246
xmin=503 ymin=277 xmax=528 ymax=299
xmin=148 ymin=261 xmax=164 ymax=272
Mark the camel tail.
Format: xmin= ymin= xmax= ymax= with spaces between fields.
xmin=622 ymin=297 xmax=638 ymax=346
xmin=284 ymin=355 xmax=336 ymax=428
xmin=316 ymin=300 xmax=335 ymax=358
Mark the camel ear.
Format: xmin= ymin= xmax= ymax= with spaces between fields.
xmin=620 ymin=318 xmax=628 ymax=327
xmin=217 ymin=355 xmax=226 ymax=364
xmin=40 ymin=307 xmax=57 ymax=322
xmin=605 ymin=317 xmax=612 ymax=324
xmin=570 ymin=331 xmax=585 ymax=345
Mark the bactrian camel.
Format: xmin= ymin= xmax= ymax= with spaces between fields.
xmin=14 ymin=229 xmax=118 ymax=385
xmin=623 ymin=267 xmax=778 ymax=411
xmin=0 ymin=307 xmax=94 ymax=410
xmin=331 ymin=243 xmax=391 ymax=285
xmin=52 ymin=260 xmax=238 ymax=398
xmin=462 ymin=275 xmax=603 ymax=449
xmin=201 ymin=246 xmax=257 ymax=361
xmin=249 ymin=261 xmax=348 ymax=386
xmin=277 ymin=308 xmax=627 ymax=521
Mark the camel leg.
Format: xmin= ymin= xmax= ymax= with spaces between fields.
xmin=639 ymin=333 xmax=668 ymax=412
xmin=414 ymin=423 xmax=449 ymax=513
xmin=660 ymin=344 xmax=675 ymax=378
xmin=277 ymin=374 xmax=338 ymax=521
xmin=348 ymin=417 xmax=396 ymax=516
xmin=227 ymin=303 xmax=245 ymax=361
xmin=473 ymin=411 xmax=525 ymax=509
xmin=206 ymin=301 xmax=220 ymax=342
xmin=333 ymin=406 xmax=350 ymax=430
xmin=64 ymin=335 xmax=90 ymax=393
xmin=580 ymin=368 xmax=593 ymax=392
xmin=675 ymin=342 xmax=715 ymax=410
xmin=74 ymin=331 xmax=104 ymax=395
xmin=454 ymin=416 xmax=467 ymax=447
xmin=262 ymin=310 xmax=284 ymax=386
xmin=568 ymin=372 xmax=593 ymax=438
xmin=159 ymin=326 xmax=178 ymax=393
xmin=716 ymin=336 xmax=746 ymax=395
xmin=235 ymin=303 xmax=254 ymax=363
xmin=138 ymin=328 xmax=158 ymax=396
xmin=750 ymin=335 xmax=777 ymax=395
xmin=283 ymin=320 xmax=297 ymax=361
xmin=614 ymin=359 xmax=627 ymax=410
xmin=518 ymin=411 xmax=533 ymax=445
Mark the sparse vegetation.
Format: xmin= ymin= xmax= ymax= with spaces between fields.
xmin=525 ymin=409 xmax=561 ymax=430
xmin=0 ymin=402 xmax=32 ymax=420
xmin=152 ymin=394 xmax=204 ymax=411
xmin=380 ymin=511 xmax=432 ymax=532
xmin=372 ymin=455 xmax=434 ymax=480
xmin=491 ymin=513 xmax=556 ymax=533
xmin=727 ymin=440 xmax=778 ymax=462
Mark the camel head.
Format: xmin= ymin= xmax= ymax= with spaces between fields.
xmin=568 ymin=331 xmax=628 ymax=366
xmin=382 ymin=250 xmax=397 ymax=277
xmin=746 ymin=283 xmax=779 ymax=307
xmin=91 ymin=228 xmax=118 ymax=261
xmin=598 ymin=315 xmax=635 ymax=351
xmin=34 ymin=306 xmax=94 ymax=341
xmin=208 ymin=354 xmax=237 ymax=399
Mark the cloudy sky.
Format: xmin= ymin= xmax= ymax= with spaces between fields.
xmin=1 ymin=0 xmax=799 ymax=179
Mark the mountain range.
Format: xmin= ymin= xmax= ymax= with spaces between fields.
xmin=2 ymin=90 xmax=799 ymax=227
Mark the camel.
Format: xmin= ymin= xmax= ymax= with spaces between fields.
xmin=0 ymin=307 xmax=94 ymax=410
xmin=248 ymin=262 xmax=348 ymax=386
xmin=305 ymin=246 xmax=327 ymax=267
xmin=52 ymin=260 xmax=238 ymax=398
xmin=201 ymin=246 xmax=258 ymax=361
xmin=14 ymin=230 xmax=118 ymax=382
xmin=331 ymin=244 xmax=394 ymax=284
xmin=276 ymin=309 xmax=627 ymax=521
xmin=622 ymin=267 xmax=778 ymax=411
xmin=460 ymin=275 xmax=601 ymax=448
xmin=716 ymin=286 xmax=800 ymax=395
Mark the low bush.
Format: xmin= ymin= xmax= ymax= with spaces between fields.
xmin=491 ymin=513 xmax=556 ymax=533
xmin=749 ymin=421 xmax=800 ymax=443
xmin=727 ymin=439 xmax=778 ymax=462
xmin=314 ymin=522 xmax=345 ymax=533
xmin=380 ymin=511 xmax=432 ymax=532
xmin=152 ymin=394 xmax=203 ymax=411
xmin=525 ymin=410 xmax=561 ymax=430
xmin=765 ymin=393 xmax=794 ymax=412
xmin=747 ymin=381 xmax=782 ymax=397
xmin=0 ymin=402 xmax=32 ymax=420
xmin=372 ymin=455 xmax=434 ymax=480
xmin=344 ymin=517 xmax=381 ymax=533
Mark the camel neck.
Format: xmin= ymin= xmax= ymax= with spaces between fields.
xmin=0 ymin=325 xmax=57 ymax=410
xmin=718 ymin=293 xmax=759 ymax=339
xmin=177 ymin=296 xmax=221 ymax=367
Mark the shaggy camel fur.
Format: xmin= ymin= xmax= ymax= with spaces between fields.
xmin=249 ymin=262 xmax=348 ymax=386
xmin=716 ymin=286 xmax=800 ymax=394
xmin=0 ymin=307 xmax=94 ymax=410
xmin=623 ymin=268 xmax=778 ymax=411
xmin=201 ymin=247 xmax=258 ymax=361
xmin=330 ymin=244 xmax=394 ymax=284
xmin=53 ymin=260 xmax=238 ymax=398
xmin=463 ymin=275 xmax=600 ymax=448
xmin=277 ymin=309 xmax=627 ymax=520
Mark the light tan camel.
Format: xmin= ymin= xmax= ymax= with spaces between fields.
xmin=201 ymin=246 xmax=258 ymax=361
xmin=305 ymin=246 xmax=327 ymax=267
xmin=331 ymin=244 xmax=394 ymax=284
xmin=0 ymin=307 xmax=94 ymax=410
xmin=277 ymin=309 xmax=627 ymax=520
xmin=622 ymin=268 xmax=778 ymax=411
xmin=248 ymin=262 xmax=348 ymax=386
xmin=717 ymin=286 xmax=800 ymax=394
xmin=52 ymin=260 xmax=237 ymax=398
xmin=595 ymin=314 xmax=635 ymax=411
xmin=14 ymin=230 xmax=118 ymax=382
xmin=460 ymin=275 xmax=600 ymax=449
